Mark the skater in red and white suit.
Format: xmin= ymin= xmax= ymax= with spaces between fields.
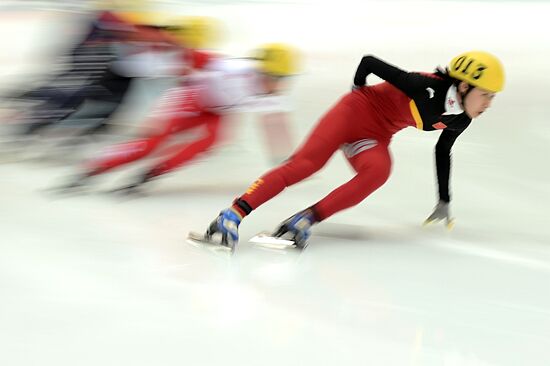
xmin=201 ymin=51 xmax=505 ymax=250
xmin=61 ymin=43 xmax=300 ymax=193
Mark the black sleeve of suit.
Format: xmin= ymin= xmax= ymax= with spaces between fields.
xmin=435 ymin=128 xmax=466 ymax=202
xmin=353 ymin=55 xmax=427 ymax=97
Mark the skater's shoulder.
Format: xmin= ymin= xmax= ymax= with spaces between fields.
xmin=205 ymin=57 xmax=257 ymax=75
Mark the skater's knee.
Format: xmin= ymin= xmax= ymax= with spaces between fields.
xmin=138 ymin=138 xmax=161 ymax=155
xmin=193 ymin=127 xmax=220 ymax=150
xmin=357 ymin=162 xmax=391 ymax=189
xmin=375 ymin=162 xmax=391 ymax=185
xmin=354 ymin=152 xmax=392 ymax=185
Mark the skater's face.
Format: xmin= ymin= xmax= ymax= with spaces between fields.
xmin=459 ymin=82 xmax=496 ymax=118
xmin=261 ymin=74 xmax=289 ymax=94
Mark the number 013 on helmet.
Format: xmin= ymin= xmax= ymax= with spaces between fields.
xmin=448 ymin=51 xmax=505 ymax=93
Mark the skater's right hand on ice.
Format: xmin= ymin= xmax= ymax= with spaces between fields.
xmin=424 ymin=200 xmax=455 ymax=230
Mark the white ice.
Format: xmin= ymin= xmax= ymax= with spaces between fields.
xmin=1 ymin=1 xmax=550 ymax=365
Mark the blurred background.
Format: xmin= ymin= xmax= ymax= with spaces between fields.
xmin=1 ymin=1 xmax=549 ymax=365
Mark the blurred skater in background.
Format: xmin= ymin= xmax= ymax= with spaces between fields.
xmin=1 ymin=10 xmax=219 ymax=159
xmin=55 ymin=43 xmax=301 ymax=194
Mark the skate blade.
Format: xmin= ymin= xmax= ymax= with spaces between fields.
xmin=108 ymin=186 xmax=141 ymax=195
xmin=40 ymin=184 xmax=90 ymax=197
xmin=105 ymin=186 xmax=147 ymax=199
xmin=249 ymin=232 xmax=296 ymax=249
xmin=186 ymin=231 xmax=234 ymax=253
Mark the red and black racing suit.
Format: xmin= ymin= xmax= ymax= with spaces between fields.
xmin=232 ymin=55 xmax=471 ymax=221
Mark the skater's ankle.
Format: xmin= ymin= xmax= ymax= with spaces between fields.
xmin=86 ymin=167 xmax=105 ymax=177
xmin=231 ymin=198 xmax=253 ymax=219
xmin=305 ymin=206 xmax=322 ymax=224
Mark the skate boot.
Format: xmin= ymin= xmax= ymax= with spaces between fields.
xmin=273 ymin=208 xmax=317 ymax=249
xmin=204 ymin=208 xmax=243 ymax=251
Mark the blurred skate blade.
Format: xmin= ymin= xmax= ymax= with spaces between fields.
xmin=104 ymin=183 xmax=149 ymax=199
xmin=186 ymin=231 xmax=234 ymax=258
xmin=249 ymin=232 xmax=295 ymax=249
xmin=40 ymin=184 xmax=92 ymax=198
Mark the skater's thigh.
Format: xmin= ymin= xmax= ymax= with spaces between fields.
xmin=291 ymin=102 xmax=356 ymax=162
xmin=345 ymin=140 xmax=391 ymax=176
xmin=147 ymin=87 xmax=207 ymax=136
xmin=308 ymin=102 xmax=356 ymax=145
xmin=168 ymin=112 xmax=220 ymax=135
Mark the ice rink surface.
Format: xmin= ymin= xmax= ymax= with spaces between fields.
xmin=1 ymin=1 xmax=550 ymax=365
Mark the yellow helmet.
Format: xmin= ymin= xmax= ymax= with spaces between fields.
xmin=253 ymin=43 xmax=300 ymax=77
xmin=116 ymin=13 xmax=219 ymax=48
xmin=118 ymin=11 xmax=170 ymax=27
xmin=92 ymin=0 xmax=149 ymax=11
xmin=448 ymin=51 xmax=505 ymax=92
xmin=174 ymin=16 xmax=220 ymax=49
